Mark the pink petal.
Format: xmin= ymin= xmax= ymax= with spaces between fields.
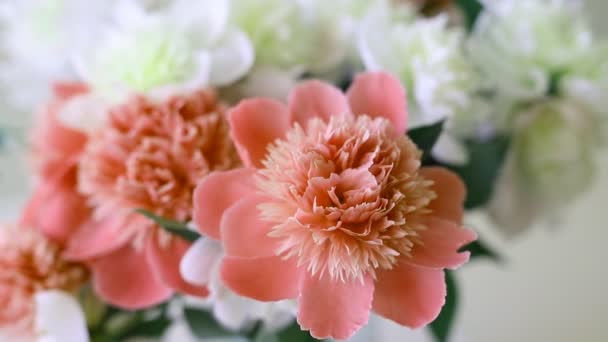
xmin=221 ymin=194 xmax=280 ymax=258
xmin=220 ymin=256 xmax=300 ymax=301
xmin=408 ymin=216 xmax=477 ymax=270
xmin=193 ymin=168 xmax=256 ymax=239
xmin=298 ymin=273 xmax=374 ymax=340
xmin=20 ymin=183 xmax=89 ymax=245
xmin=89 ymin=244 xmax=172 ymax=309
xmin=63 ymin=215 xmax=134 ymax=261
xmin=420 ymin=167 xmax=466 ymax=224
xmin=288 ymin=80 xmax=350 ymax=128
xmin=52 ymin=82 xmax=89 ymax=100
xmin=373 ymin=262 xmax=446 ymax=329
xmin=145 ymin=230 xmax=210 ymax=298
xmin=347 ymin=72 xmax=407 ymax=135
xmin=228 ymin=99 xmax=291 ymax=168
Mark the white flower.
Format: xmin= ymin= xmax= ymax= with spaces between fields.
xmin=74 ymin=0 xmax=254 ymax=99
xmin=358 ymin=2 xmax=477 ymax=129
xmin=468 ymin=0 xmax=593 ymax=101
xmin=0 ymin=0 xmax=114 ymax=110
xmin=488 ymin=99 xmax=598 ymax=236
xmin=231 ymin=0 xmax=369 ymax=74
xmin=180 ymin=239 xmax=296 ymax=333
xmin=34 ymin=290 xmax=89 ymax=342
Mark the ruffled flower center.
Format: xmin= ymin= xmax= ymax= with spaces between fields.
xmin=0 ymin=227 xmax=88 ymax=332
xmin=79 ymin=89 xmax=240 ymax=243
xmin=257 ymin=115 xmax=436 ymax=281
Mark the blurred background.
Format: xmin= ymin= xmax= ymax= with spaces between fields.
xmin=0 ymin=0 xmax=606 ymax=341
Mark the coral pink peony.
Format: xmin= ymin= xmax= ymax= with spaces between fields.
xmin=22 ymin=82 xmax=91 ymax=245
xmin=65 ymin=88 xmax=240 ymax=309
xmin=0 ymin=224 xmax=88 ymax=337
xmin=187 ymin=72 xmax=476 ymax=339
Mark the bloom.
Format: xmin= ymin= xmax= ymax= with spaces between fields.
xmin=0 ymin=224 xmax=89 ymax=341
xmin=65 ymin=88 xmax=240 ymax=309
xmin=231 ymin=0 xmax=368 ymax=74
xmin=184 ymin=72 xmax=476 ymax=339
xmin=489 ymin=99 xmax=598 ymax=235
xmin=74 ymin=0 xmax=253 ymax=99
xmin=467 ymin=0 xmax=593 ymax=101
xmin=0 ymin=0 xmax=112 ymax=111
xmin=21 ymin=82 xmax=91 ymax=245
xmin=358 ymin=2 xmax=476 ymax=128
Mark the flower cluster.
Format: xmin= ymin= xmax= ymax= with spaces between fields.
xmin=0 ymin=0 xmax=604 ymax=341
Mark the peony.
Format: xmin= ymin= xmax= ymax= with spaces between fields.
xmin=467 ymin=0 xmax=594 ymax=101
xmin=183 ymin=72 xmax=476 ymax=339
xmin=64 ymin=88 xmax=240 ymax=309
xmin=231 ymin=0 xmax=368 ymax=75
xmin=21 ymin=83 xmax=91 ymax=245
xmin=489 ymin=99 xmax=598 ymax=235
xmin=0 ymin=224 xmax=89 ymax=341
xmin=74 ymin=0 xmax=253 ymax=100
xmin=358 ymin=1 xmax=476 ymax=128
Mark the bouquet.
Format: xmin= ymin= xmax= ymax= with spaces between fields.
xmin=0 ymin=0 xmax=604 ymax=341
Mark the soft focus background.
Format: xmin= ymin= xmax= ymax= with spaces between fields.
xmin=0 ymin=0 xmax=606 ymax=341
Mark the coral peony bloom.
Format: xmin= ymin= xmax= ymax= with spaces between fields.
xmin=21 ymin=82 xmax=91 ymax=245
xmin=65 ymin=88 xmax=240 ymax=309
xmin=0 ymin=224 xmax=88 ymax=339
xmin=185 ymin=72 xmax=476 ymax=339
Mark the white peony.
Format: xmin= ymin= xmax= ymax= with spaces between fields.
xmin=468 ymin=0 xmax=594 ymax=101
xmin=0 ymin=0 xmax=114 ymax=111
xmin=358 ymin=1 xmax=477 ymax=129
xmin=488 ymin=99 xmax=598 ymax=236
xmin=74 ymin=0 xmax=254 ymax=100
xmin=231 ymin=0 xmax=370 ymax=75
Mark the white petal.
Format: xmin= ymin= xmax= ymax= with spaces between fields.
xmin=213 ymin=294 xmax=257 ymax=331
xmin=208 ymin=30 xmax=255 ymax=87
xmin=171 ymin=0 xmax=229 ymax=46
xmin=236 ymin=66 xmax=299 ymax=101
xmin=34 ymin=290 xmax=89 ymax=342
xmin=180 ymin=238 xmax=223 ymax=287
xmin=431 ymin=132 xmax=470 ymax=165
xmin=57 ymin=93 xmax=111 ymax=134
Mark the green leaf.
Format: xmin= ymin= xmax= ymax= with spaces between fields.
xmin=135 ymin=209 xmax=200 ymax=242
xmin=184 ymin=308 xmax=235 ymax=339
xmin=407 ymin=121 xmax=445 ymax=162
xmin=448 ymin=135 xmax=510 ymax=209
xmin=276 ymin=321 xmax=321 ymax=342
xmin=456 ymin=0 xmax=483 ymax=31
xmin=461 ymin=239 xmax=501 ymax=262
xmin=120 ymin=317 xmax=171 ymax=339
xmin=429 ymin=271 xmax=458 ymax=342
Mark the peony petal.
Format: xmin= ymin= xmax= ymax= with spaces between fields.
xmin=220 ymin=256 xmax=300 ymax=301
xmin=63 ymin=215 xmax=133 ymax=261
xmin=34 ymin=290 xmax=89 ymax=342
xmin=228 ymin=99 xmax=291 ymax=167
xmin=52 ymin=82 xmax=89 ymax=100
xmin=408 ymin=216 xmax=477 ymax=270
xmin=347 ymin=72 xmax=407 ymax=135
xmin=145 ymin=231 xmax=210 ymax=298
xmin=288 ymin=80 xmax=350 ymax=128
xmin=373 ymin=262 xmax=446 ymax=329
xmin=89 ymin=244 xmax=172 ymax=310
xmin=20 ymin=183 xmax=89 ymax=246
xmin=420 ymin=167 xmax=466 ymax=224
xmin=192 ymin=168 xmax=256 ymax=239
xmin=180 ymin=238 xmax=223 ymax=287
xmin=209 ymin=30 xmax=255 ymax=86
xmin=298 ymin=273 xmax=374 ymax=340
xmin=221 ymin=194 xmax=280 ymax=258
